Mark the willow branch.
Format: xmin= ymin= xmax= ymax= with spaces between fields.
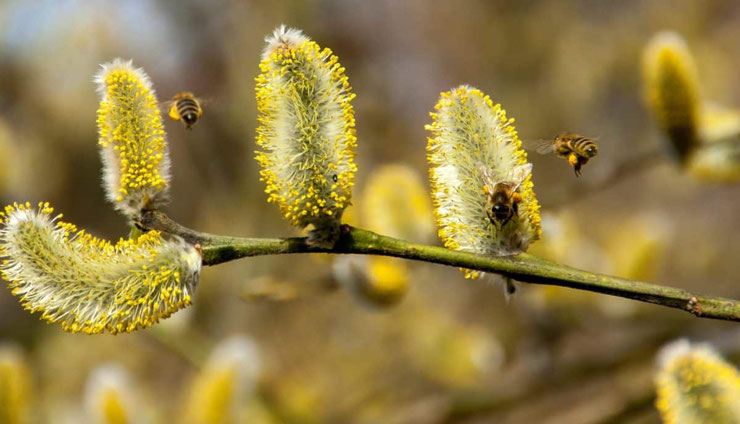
xmin=139 ymin=210 xmax=740 ymax=322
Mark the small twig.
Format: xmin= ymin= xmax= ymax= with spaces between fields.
xmin=139 ymin=210 xmax=740 ymax=322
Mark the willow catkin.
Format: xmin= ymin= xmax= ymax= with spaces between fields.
xmin=95 ymin=58 xmax=171 ymax=219
xmin=426 ymin=85 xmax=541 ymax=278
xmin=0 ymin=202 xmax=201 ymax=334
xmin=255 ymin=26 xmax=357 ymax=247
xmin=655 ymin=340 xmax=740 ymax=424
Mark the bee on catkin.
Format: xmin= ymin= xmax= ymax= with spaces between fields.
xmin=480 ymin=162 xmax=532 ymax=227
xmin=533 ymin=133 xmax=598 ymax=177
xmin=168 ymin=92 xmax=203 ymax=130
xmin=426 ymin=85 xmax=541 ymax=279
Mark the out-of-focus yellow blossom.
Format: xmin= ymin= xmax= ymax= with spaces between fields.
xmin=403 ymin=310 xmax=504 ymax=387
xmin=699 ymin=103 xmax=740 ymax=143
xmin=0 ymin=345 xmax=32 ymax=424
xmin=526 ymin=212 xmax=631 ymax=317
xmin=643 ymin=33 xmax=740 ymax=182
xmin=333 ymin=256 xmax=409 ymax=307
xmin=687 ymin=139 xmax=740 ymax=182
xmin=255 ymin=26 xmax=357 ymax=247
xmin=607 ymin=214 xmax=670 ymax=282
xmin=182 ymin=336 xmax=261 ymax=424
xmin=0 ymin=202 xmax=201 ymax=334
xmin=643 ymin=31 xmax=701 ymax=162
xmin=267 ymin=378 xmax=324 ymax=424
xmin=0 ymin=119 xmax=19 ymax=196
xmin=656 ymin=340 xmax=740 ymax=424
xmin=361 ymin=163 xmax=434 ymax=242
xmin=84 ymin=365 xmax=141 ymax=424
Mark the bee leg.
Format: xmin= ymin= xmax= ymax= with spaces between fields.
xmin=504 ymin=277 xmax=516 ymax=302
xmin=568 ymin=153 xmax=582 ymax=176
xmin=568 ymin=153 xmax=579 ymax=167
xmin=486 ymin=209 xmax=498 ymax=227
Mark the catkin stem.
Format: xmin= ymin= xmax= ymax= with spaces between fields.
xmin=139 ymin=210 xmax=740 ymax=323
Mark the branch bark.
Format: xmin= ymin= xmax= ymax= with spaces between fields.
xmin=139 ymin=210 xmax=740 ymax=322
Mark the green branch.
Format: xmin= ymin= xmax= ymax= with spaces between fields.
xmin=139 ymin=211 xmax=740 ymax=322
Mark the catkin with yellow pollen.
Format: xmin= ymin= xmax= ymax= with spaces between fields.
xmin=95 ymin=58 xmax=171 ymax=220
xmin=655 ymin=340 xmax=740 ymax=424
xmin=643 ymin=32 xmax=701 ymax=162
xmin=255 ymin=26 xmax=358 ymax=247
xmin=426 ymin=85 xmax=540 ymax=279
xmin=0 ymin=202 xmax=201 ymax=334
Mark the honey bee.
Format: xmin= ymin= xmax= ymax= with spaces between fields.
xmin=167 ymin=92 xmax=203 ymax=129
xmin=479 ymin=163 xmax=532 ymax=228
xmin=534 ymin=133 xmax=598 ymax=177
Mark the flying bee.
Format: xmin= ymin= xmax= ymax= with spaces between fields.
xmin=479 ymin=163 xmax=533 ymax=228
xmin=532 ymin=133 xmax=598 ymax=177
xmin=167 ymin=92 xmax=203 ymax=129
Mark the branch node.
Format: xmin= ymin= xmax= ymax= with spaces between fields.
xmin=686 ymin=296 xmax=702 ymax=316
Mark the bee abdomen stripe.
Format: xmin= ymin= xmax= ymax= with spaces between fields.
xmin=176 ymin=99 xmax=200 ymax=116
xmin=572 ymin=137 xmax=595 ymax=150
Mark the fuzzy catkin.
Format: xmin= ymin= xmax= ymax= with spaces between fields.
xmin=95 ymin=58 xmax=171 ymax=220
xmin=255 ymin=26 xmax=357 ymax=247
xmin=655 ymin=340 xmax=740 ymax=424
xmin=0 ymin=202 xmax=201 ymax=334
xmin=426 ymin=85 xmax=540 ymax=278
xmin=643 ymin=32 xmax=701 ymax=161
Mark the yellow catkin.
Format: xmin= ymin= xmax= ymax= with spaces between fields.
xmin=655 ymin=340 xmax=740 ymax=424
xmin=361 ymin=163 xmax=434 ymax=242
xmin=687 ymin=139 xmax=740 ymax=183
xmin=255 ymin=26 xmax=357 ymax=247
xmin=182 ymin=337 xmax=261 ymax=424
xmin=0 ymin=202 xmax=201 ymax=334
xmin=425 ymin=85 xmax=540 ymax=279
xmin=95 ymin=58 xmax=171 ymax=219
xmin=84 ymin=365 xmax=138 ymax=424
xmin=0 ymin=346 xmax=32 ymax=424
xmin=359 ymin=256 xmax=409 ymax=307
xmin=643 ymin=32 xmax=701 ymax=161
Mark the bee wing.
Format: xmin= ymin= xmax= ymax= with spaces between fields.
xmin=507 ymin=163 xmax=532 ymax=192
xmin=476 ymin=162 xmax=497 ymax=193
xmin=197 ymin=96 xmax=215 ymax=106
xmin=523 ymin=139 xmax=557 ymax=154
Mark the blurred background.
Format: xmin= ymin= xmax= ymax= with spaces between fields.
xmin=0 ymin=0 xmax=739 ymax=422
